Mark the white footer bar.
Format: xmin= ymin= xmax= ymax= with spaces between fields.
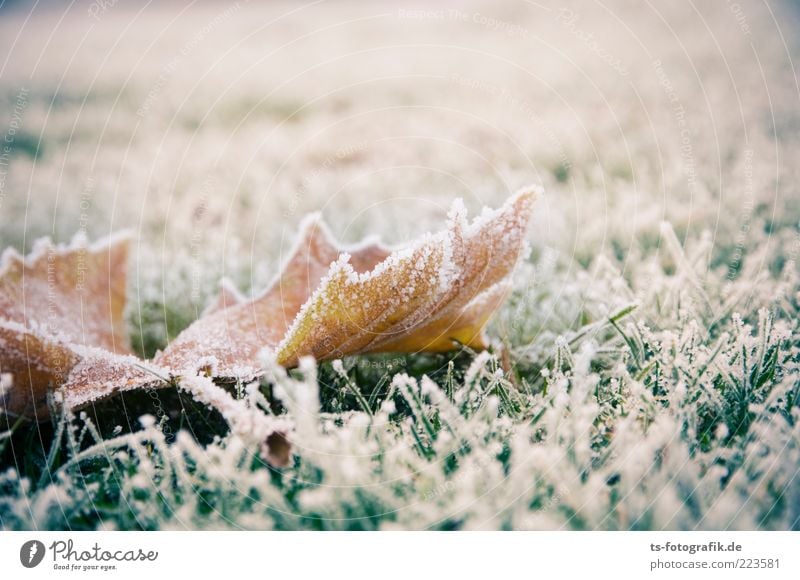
xmin=1 ymin=531 xmax=797 ymax=578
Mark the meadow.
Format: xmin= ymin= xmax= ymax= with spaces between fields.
xmin=0 ymin=0 xmax=798 ymax=530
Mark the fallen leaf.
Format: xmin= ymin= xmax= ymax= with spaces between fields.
xmin=0 ymin=187 xmax=538 ymax=420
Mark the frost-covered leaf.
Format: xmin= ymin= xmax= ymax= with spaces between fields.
xmin=0 ymin=235 xmax=154 ymax=418
xmin=0 ymin=188 xmax=537 ymax=419
xmin=276 ymin=188 xmax=537 ymax=365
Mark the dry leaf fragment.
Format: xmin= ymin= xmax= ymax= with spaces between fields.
xmin=0 ymin=322 xmax=81 ymax=417
xmin=0 ymin=233 xmax=131 ymax=354
xmin=263 ymin=430 xmax=292 ymax=468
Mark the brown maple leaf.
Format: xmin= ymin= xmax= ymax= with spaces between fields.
xmin=153 ymin=215 xmax=391 ymax=378
xmin=0 ymin=187 xmax=538 ymax=421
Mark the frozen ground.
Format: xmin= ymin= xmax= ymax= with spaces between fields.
xmin=0 ymin=0 xmax=799 ymax=530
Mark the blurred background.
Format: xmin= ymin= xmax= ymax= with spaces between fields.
xmin=0 ymin=0 xmax=798 ymax=316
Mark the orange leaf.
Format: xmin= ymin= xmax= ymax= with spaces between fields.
xmin=275 ymin=188 xmax=537 ymax=365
